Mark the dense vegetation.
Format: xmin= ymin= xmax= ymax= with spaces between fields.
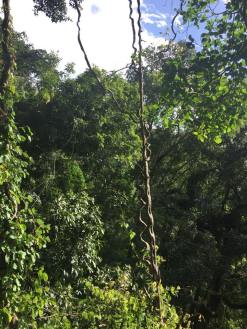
xmin=0 ymin=0 xmax=246 ymax=328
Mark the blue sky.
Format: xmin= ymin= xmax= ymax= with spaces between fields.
xmin=10 ymin=0 xmax=226 ymax=73
xmin=141 ymin=0 xmax=226 ymax=46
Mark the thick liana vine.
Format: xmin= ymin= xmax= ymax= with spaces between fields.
xmin=73 ymin=0 xmax=166 ymax=325
xmin=135 ymin=0 xmax=164 ymax=324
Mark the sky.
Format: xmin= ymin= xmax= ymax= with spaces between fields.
xmin=10 ymin=0 xmax=225 ymax=74
xmin=10 ymin=0 xmax=176 ymax=73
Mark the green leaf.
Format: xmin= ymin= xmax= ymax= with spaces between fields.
xmin=214 ymin=136 xmax=222 ymax=144
xmin=129 ymin=231 xmax=136 ymax=241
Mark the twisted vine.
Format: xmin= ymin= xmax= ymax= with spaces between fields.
xmin=129 ymin=0 xmax=164 ymax=325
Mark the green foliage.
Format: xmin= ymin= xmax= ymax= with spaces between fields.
xmin=150 ymin=127 xmax=247 ymax=328
xmin=32 ymin=0 xmax=84 ymax=22
xmin=1 ymin=1 xmax=247 ymax=327
xmin=78 ymin=280 xmax=180 ymax=329
xmin=44 ymin=191 xmax=104 ymax=283
xmin=177 ymin=0 xmax=247 ymax=138
xmin=34 ymin=151 xmax=86 ymax=196
xmin=0 ymin=10 xmax=50 ymax=327
xmin=28 ymin=268 xmax=181 ymax=329
xmin=32 ymin=0 xmax=69 ymax=22
xmin=0 ymin=82 xmax=49 ymax=329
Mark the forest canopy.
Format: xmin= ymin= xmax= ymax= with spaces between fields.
xmin=0 ymin=0 xmax=246 ymax=328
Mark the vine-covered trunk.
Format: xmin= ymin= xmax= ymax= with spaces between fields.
xmin=0 ymin=1 xmax=49 ymax=327
xmin=0 ymin=0 xmax=13 ymax=120
xmin=0 ymin=1 xmax=17 ymax=327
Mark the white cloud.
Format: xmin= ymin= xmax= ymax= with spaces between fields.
xmin=142 ymin=29 xmax=168 ymax=47
xmin=174 ymin=14 xmax=183 ymax=27
xmin=173 ymin=14 xmax=184 ymax=31
xmin=11 ymin=0 xmax=168 ymax=74
xmin=142 ymin=13 xmax=167 ymax=28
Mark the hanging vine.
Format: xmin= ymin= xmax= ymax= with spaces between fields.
xmin=127 ymin=0 xmax=170 ymax=325
xmin=72 ymin=0 xmax=126 ymax=114
xmin=73 ymin=0 xmax=166 ymax=325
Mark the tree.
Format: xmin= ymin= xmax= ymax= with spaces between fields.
xmin=0 ymin=1 xmax=49 ymax=327
xmin=1 ymin=0 xmax=246 ymax=327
